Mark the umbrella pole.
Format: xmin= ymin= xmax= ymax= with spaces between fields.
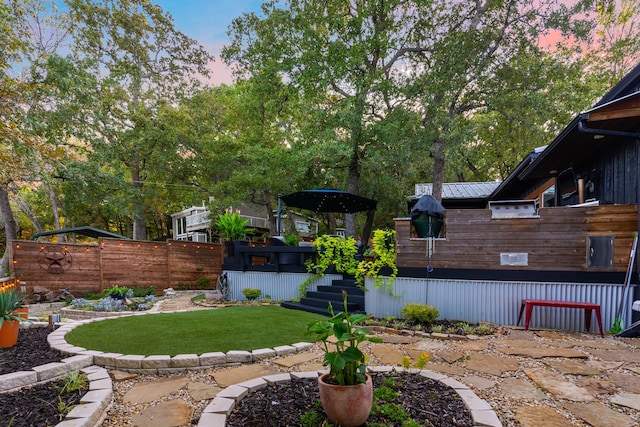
xmin=277 ymin=196 xmax=282 ymax=236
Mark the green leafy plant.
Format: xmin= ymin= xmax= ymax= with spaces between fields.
xmin=131 ymin=286 xmax=155 ymax=297
xmin=305 ymin=291 xmax=382 ymax=386
xmin=195 ymin=276 xmax=211 ymax=289
xmin=300 ymin=410 xmax=325 ymax=427
xmin=430 ymin=324 xmax=444 ymax=333
xmin=284 ymin=233 xmax=302 ymax=246
xmin=242 ymin=288 xmax=262 ymax=301
xmin=104 ymin=285 xmax=131 ymax=298
xmin=0 ymin=288 xmax=27 ymax=329
xmin=213 ymin=209 xmax=254 ymax=241
xmin=355 ymin=229 xmax=398 ymax=292
xmin=299 ymin=236 xmax=359 ymax=298
xmin=475 ymin=322 xmax=497 ymax=336
xmin=56 ymin=371 xmax=88 ymax=394
xmin=401 ymin=303 xmax=439 ymax=326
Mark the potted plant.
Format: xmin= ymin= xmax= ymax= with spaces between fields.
xmin=104 ymin=285 xmax=131 ymax=300
xmin=305 ymin=291 xmax=382 ymax=426
xmin=0 ymin=288 xmax=27 ymax=348
xmin=213 ymin=209 xmax=254 ymax=257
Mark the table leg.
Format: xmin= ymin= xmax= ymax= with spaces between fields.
xmin=584 ymin=309 xmax=592 ymax=333
xmin=517 ymin=302 xmax=526 ymax=326
xmin=594 ymin=307 xmax=604 ymax=337
xmin=524 ymin=303 xmax=534 ymax=331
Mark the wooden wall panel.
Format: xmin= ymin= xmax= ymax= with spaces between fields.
xmin=397 ymin=204 xmax=637 ymax=272
xmin=9 ymin=239 xmax=223 ymax=296
xmin=166 ymin=240 xmax=223 ymax=288
xmin=10 ymin=241 xmax=101 ymax=296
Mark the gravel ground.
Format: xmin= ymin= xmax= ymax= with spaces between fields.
xmin=3 ymin=296 xmax=639 ymax=427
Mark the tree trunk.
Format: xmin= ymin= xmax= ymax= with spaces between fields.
xmin=49 ymin=187 xmax=61 ymax=242
xmin=0 ymin=186 xmax=18 ymax=277
xmin=263 ymin=189 xmax=277 ymax=236
xmin=345 ymin=93 xmax=366 ymax=238
xmin=131 ymin=149 xmax=147 ymax=241
xmin=432 ymin=138 xmax=445 ymax=202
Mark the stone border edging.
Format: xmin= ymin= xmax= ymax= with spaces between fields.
xmin=48 ymin=313 xmax=314 ymax=373
xmin=54 ymin=365 xmax=113 ymax=427
xmin=198 ymin=366 xmax=502 ymax=427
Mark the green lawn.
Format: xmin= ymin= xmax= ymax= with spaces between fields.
xmin=64 ymin=306 xmax=325 ymax=356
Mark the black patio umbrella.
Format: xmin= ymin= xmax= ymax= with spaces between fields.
xmin=280 ymin=189 xmax=377 ymax=213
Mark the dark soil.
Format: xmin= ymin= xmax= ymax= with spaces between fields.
xmin=226 ymin=372 xmax=474 ymax=427
xmin=0 ymin=327 xmax=66 ymax=375
xmin=0 ymin=327 xmax=87 ymax=427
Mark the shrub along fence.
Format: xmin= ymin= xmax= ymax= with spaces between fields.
xmin=9 ymin=238 xmax=223 ymax=297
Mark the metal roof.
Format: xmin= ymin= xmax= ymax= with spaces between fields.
xmin=413 ymin=182 xmax=501 ymax=200
xmin=31 ymin=226 xmax=129 ymax=240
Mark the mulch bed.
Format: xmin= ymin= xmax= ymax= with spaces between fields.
xmin=226 ymin=372 xmax=474 ymax=427
xmin=0 ymin=327 xmax=66 ymax=375
xmin=0 ymin=326 xmax=87 ymax=427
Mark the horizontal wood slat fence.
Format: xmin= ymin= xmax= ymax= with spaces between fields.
xmin=396 ymin=204 xmax=638 ymax=272
xmin=9 ymin=238 xmax=223 ymax=296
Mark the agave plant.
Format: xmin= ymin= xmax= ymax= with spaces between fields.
xmin=0 ymin=289 xmax=26 ymax=329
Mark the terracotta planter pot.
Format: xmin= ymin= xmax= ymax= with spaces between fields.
xmin=14 ymin=307 xmax=29 ymax=319
xmin=0 ymin=320 xmax=20 ymax=348
xmin=318 ymin=373 xmax=373 ymax=427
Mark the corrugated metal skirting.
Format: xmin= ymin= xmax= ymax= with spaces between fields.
xmin=225 ymin=271 xmax=342 ymax=302
xmin=364 ymin=277 xmax=635 ymax=333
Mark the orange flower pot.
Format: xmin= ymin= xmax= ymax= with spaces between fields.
xmin=0 ymin=320 xmax=19 ymax=348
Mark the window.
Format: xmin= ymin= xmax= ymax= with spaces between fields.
xmin=542 ymin=185 xmax=556 ymax=207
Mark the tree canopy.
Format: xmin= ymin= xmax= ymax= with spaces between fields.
xmin=1 ymin=0 xmax=639 ymax=266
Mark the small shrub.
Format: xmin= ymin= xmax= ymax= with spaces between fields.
xmin=242 ymin=288 xmax=262 ymax=301
xmin=299 ymin=411 xmax=324 ymax=427
xmin=430 ymin=324 xmax=444 ymax=333
xmin=132 ymin=286 xmax=155 ymax=297
xmin=372 ymin=403 xmax=408 ymax=422
xmin=70 ymin=298 xmax=92 ymax=309
xmin=92 ymin=298 xmax=126 ymax=312
xmin=374 ymin=386 xmax=399 ymax=401
xmin=401 ymin=303 xmax=439 ymax=325
xmin=195 ymin=276 xmax=211 ymax=289
xmin=176 ymin=282 xmax=189 ymax=290
xmin=475 ymin=322 xmax=497 ymax=335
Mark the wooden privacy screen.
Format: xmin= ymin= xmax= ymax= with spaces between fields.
xmin=9 ymin=238 xmax=223 ymax=296
xmin=396 ymin=204 xmax=638 ymax=272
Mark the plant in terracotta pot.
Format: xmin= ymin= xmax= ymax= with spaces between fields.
xmin=305 ymin=291 xmax=382 ymax=426
xmin=0 ymin=288 xmax=28 ymax=348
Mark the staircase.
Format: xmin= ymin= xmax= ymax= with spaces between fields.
xmin=281 ymin=277 xmax=365 ymax=316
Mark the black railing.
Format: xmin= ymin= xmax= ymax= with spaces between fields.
xmin=224 ymin=246 xmax=317 ymax=272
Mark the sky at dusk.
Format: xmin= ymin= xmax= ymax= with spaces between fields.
xmin=153 ymin=0 xmax=263 ymax=85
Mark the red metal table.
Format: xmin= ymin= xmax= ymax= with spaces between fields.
xmin=517 ymin=299 xmax=604 ymax=337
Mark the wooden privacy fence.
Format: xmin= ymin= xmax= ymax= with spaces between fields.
xmin=9 ymin=238 xmax=223 ymax=296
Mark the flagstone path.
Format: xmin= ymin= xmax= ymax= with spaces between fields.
xmin=97 ymin=294 xmax=640 ymax=427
